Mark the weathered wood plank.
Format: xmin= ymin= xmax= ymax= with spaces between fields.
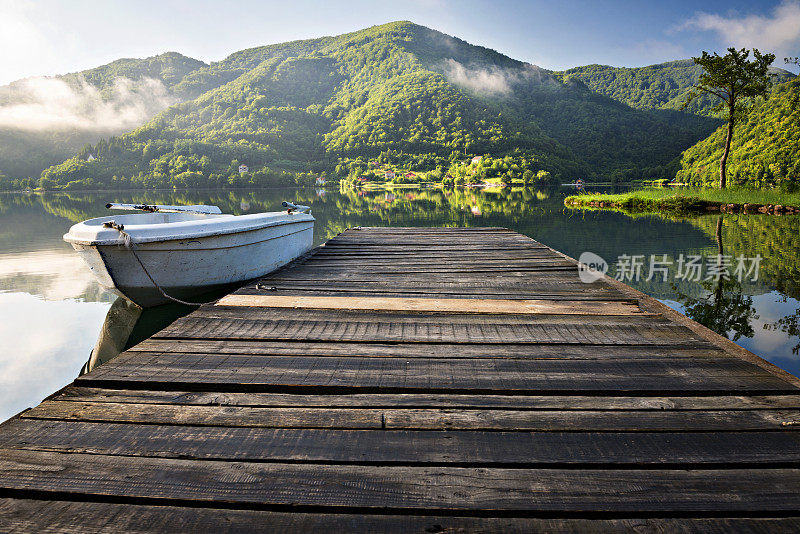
xmin=192 ymin=306 xmax=666 ymax=326
xmin=233 ymin=287 xmax=624 ymax=301
xmin=127 ymin=339 xmax=722 ymax=360
xmin=215 ymin=295 xmax=650 ymax=316
xmin=4 ymin=419 xmax=800 ymax=466
xmin=93 ymin=352 xmax=773 ymax=379
xmin=272 ymin=264 xmax=577 ymax=275
xmin=301 ymin=259 xmax=566 ymax=269
xmin=246 ymin=276 xmax=602 ymax=287
xmin=331 ymin=226 xmax=512 ymax=232
xmin=290 ymin=262 xmax=578 ymax=272
xmin=57 ymin=387 xmax=800 ymax=411
xmin=243 ymin=280 xmax=610 ymax=293
xmin=154 ymin=316 xmax=706 ymax=346
xmin=313 ymin=251 xmax=559 ymax=256
xmin=21 ymin=401 xmax=800 ymax=431
xmin=3 ymin=450 xmax=800 ymax=513
xmin=260 ymin=271 xmax=581 ymax=283
xmin=75 ymin=353 xmax=795 ymax=393
xmin=281 ymin=260 xmax=588 ymax=271
xmin=2 ymin=499 xmax=796 ymax=534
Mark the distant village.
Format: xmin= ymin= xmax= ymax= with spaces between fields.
xmin=350 ymin=155 xmax=486 ymax=187
xmin=76 ymin=149 xmax=547 ymax=191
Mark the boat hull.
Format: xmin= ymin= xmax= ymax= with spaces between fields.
xmin=68 ymin=217 xmax=314 ymax=307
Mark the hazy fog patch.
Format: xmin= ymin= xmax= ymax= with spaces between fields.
xmin=441 ymin=59 xmax=557 ymax=96
xmin=0 ymin=75 xmax=175 ymax=132
xmin=441 ymin=58 xmax=514 ymax=95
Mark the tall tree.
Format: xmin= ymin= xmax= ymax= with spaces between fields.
xmin=685 ymin=48 xmax=775 ymax=188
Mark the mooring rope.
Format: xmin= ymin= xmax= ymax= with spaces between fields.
xmin=103 ymin=221 xmax=218 ymax=307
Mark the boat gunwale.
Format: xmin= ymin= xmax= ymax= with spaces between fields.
xmin=63 ymin=212 xmax=314 ymax=247
xmin=83 ymin=225 xmax=314 ymax=254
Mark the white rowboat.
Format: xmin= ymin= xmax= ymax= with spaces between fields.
xmin=64 ymin=203 xmax=314 ymax=307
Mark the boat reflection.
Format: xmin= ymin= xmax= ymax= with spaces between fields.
xmin=81 ymin=297 xmax=195 ymax=374
xmin=81 ymin=281 xmax=240 ymax=374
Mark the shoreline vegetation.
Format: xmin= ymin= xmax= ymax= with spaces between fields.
xmin=565 ymin=188 xmax=800 ymax=216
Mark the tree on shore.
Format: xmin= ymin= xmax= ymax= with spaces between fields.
xmin=684 ymin=48 xmax=775 ymax=188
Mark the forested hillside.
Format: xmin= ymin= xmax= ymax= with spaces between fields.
xmin=0 ymin=52 xmax=207 ymax=181
xmin=560 ymin=60 xmax=794 ymax=116
xmin=5 ymin=22 xmax=723 ymax=190
xmin=676 ymin=77 xmax=800 ymax=188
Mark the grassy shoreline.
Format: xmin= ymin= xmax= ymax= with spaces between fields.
xmin=565 ymin=188 xmax=800 ymax=215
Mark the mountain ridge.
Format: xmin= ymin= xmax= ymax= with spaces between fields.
xmin=1 ymin=21 xmax=722 ymax=189
xmin=559 ymin=59 xmax=795 ymax=115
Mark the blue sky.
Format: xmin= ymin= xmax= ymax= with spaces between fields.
xmin=1 ymin=0 xmax=798 ymax=84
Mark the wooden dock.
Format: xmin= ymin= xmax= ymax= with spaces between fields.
xmin=2 ymin=227 xmax=800 ymax=532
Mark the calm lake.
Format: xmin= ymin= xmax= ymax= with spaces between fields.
xmin=1 ymin=185 xmax=798 ymax=421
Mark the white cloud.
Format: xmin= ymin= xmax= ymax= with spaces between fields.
xmin=680 ymin=0 xmax=800 ymax=59
xmin=0 ymin=76 xmax=175 ymax=132
xmin=442 ymin=59 xmax=513 ymax=95
xmin=441 ymin=59 xmax=553 ymax=97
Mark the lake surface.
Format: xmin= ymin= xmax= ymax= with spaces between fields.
xmin=1 ymin=186 xmax=798 ymax=421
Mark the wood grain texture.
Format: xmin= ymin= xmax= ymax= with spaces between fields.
xmin=20 ymin=400 xmax=800 ymax=430
xmin=2 ymin=499 xmax=798 ymax=533
xmin=3 ymin=449 xmax=800 ymax=513
xmin=153 ymin=316 xmax=706 ymax=345
xmin=76 ymin=352 xmax=795 ymax=394
xmin=126 ymin=339 xmax=723 ymax=359
xmin=215 ymin=294 xmax=650 ymax=316
xmin=4 ymin=419 xmax=800 ymax=466
xmin=57 ymin=387 xmax=800 ymax=410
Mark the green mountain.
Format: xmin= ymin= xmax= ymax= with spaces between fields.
xmin=10 ymin=22 xmax=722 ymax=190
xmin=57 ymin=52 xmax=208 ymax=94
xmin=676 ymin=76 xmax=800 ymax=188
xmin=560 ymin=59 xmax=795 ymax=115
xmin=0 ymin=52 xmax=207 ymax=180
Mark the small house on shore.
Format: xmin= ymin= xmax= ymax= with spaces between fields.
xmin=238 ymin=164 xmax=249 ymax=175
xmin=385 ymin=171 xmax=395 ymax=180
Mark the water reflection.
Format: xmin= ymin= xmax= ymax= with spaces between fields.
xmin=0 ymin=186 xmax=798 ymax=421
xmin=669 ymin=217 xmax=759 ymax=342
xmin=0 ymin=249 xmax=108 ymax=301
xmin=0 ymin=292 xmax=109 ymax=421
xmin=767 ymin=305 xmax=800 ymax=355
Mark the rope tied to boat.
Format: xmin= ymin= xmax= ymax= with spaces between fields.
xmin=102 ymin=220 xmax=219 ymax=307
